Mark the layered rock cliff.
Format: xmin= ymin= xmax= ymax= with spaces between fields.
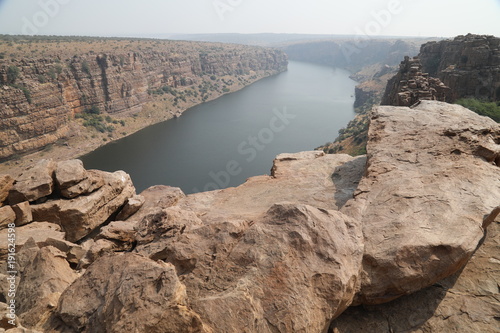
xmin=0 ymin=37 xmax=288 ymax=162
xmin=381 ymin=56 xmax=452 ymax=106
xmin=419 ymin=34 xmax=500 ymax=101
xmin=1 ymin=101 xmax=499 ymax=332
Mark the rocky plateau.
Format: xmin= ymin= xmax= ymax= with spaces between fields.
xmin=0 ymin=100 xmax=498 ymax=332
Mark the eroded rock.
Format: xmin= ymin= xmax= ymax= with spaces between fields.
xmin=0 ymin=223 xmax=64 ymax=261
xmin=115 ymin=194 xmax=145 ymax=220
xmin=0 ymin=206 xmax=15 ymax=229
xmin=59 ymin=170 xmax=105 ymax=199
xmin=54 ymin=160 xmax=87 ymax=191
xmin=12 ymin=202 xmax=32 ymax=227
xmin=31 ymin=170 xmax=135 ymax=242
xmin=0 ymin=175 xmax=13 ymax=205
xmin=8 ymin=160 xmax=56 ymax=204
xmin=51 ymin=253 xmax=207 ymax=333
xmin=342 ymin=101 xmax=500 ymax=305
xmin=136 ymin=203 xmax=364 ymax=332
xmin=17 ymin=246 xmax=79 ymax=329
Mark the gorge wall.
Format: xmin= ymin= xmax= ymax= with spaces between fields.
xmin=419 ymin=33 xmax=500 ymax=101
xmin=0 ymin=36 xmax=288 ymax=162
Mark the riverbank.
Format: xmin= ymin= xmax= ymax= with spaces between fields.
xmin=0 ymin=69 xmax=282 ymax=177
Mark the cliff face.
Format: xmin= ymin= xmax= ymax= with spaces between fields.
xmin=381 ymin=56 xmax=452 ymax=106
xmin=283 ymin=39 xmax=421 ymax=72
xmin=419 ymin=34 xmax=500 ymax=101
xmin=0 ymin=38 xmax=288 ymax=161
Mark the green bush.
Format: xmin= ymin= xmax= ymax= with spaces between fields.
xmin=81 ymin=61 xmax=91 ymax=75
xmin=455 ymin=98 xmax=500 ymax=122
xmin=7 ymin=65 xmax=20 ymax=83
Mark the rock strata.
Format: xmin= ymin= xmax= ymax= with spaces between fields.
xmin=382 ymin=56 xmax=452 ymax=106
xmin=0 ymin=39 xmax=288 ymax=161
xmin=419 ymin=34 xmax=500 ymax=101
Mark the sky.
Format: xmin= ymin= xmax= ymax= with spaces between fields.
xmin=0 ymin=0 xmax=498 ymax=38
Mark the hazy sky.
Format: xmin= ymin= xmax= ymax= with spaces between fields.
xmin=0 ymin=0 xmax=499 ymax=38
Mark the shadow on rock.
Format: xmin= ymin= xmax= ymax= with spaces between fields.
xmin=331 ymin=155 xmax=366 ymax=209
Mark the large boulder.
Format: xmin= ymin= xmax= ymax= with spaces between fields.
xmin=31 ymin=170 xmax=135 ymax=242
xmin=8 ymin=159 xmax=56 ymax=204
xmin=342 ymin=101 xmax=500 ymax=305
xmin=17 ymin=246 xmax=79 ymax=329
xmin=329 ymin=216 xmax=500 ymax=333
xmin=49 ymin=253 xmax=207 ymax=333
xmin=135 ymin=203 xmax=364 ymax=332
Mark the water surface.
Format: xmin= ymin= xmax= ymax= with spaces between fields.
xmin=81 ymin=61 xmax=357 ymax=193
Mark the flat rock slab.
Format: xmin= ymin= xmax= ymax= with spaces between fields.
xmin=342 ymin=101 xmax=500 ymax=304
xmin=178 ymin=151 xmax=366 ymax=223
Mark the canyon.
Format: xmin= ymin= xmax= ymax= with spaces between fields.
xmin=0 ymin=34 xmax=499 ymax=332
xmin=0 ymin=36 xmax=288 ymax=170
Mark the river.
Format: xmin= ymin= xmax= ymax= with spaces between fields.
xmin=81 ymin=61 xmax=357 ymax=194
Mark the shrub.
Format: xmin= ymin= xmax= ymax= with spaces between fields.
xmin=7 ymin=65 xmax=20 ymax=83
xmin=81 ymin=60 xmax=91 ymax=75
xmin=455 ymin=98 xmax=500 ymax=123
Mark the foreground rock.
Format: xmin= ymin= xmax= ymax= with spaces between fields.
xmin=8 ymin=160 xmax=56 ymax=204
xmin=31 ymin=170 xmax=135 ymax=242
xmin=49 ymin=253 xmax=206 ymax=333
xmin=17 ymin=246 xmax=79 ymax=328
xmin=330 ymin=218 xmax=500 ymax=333
xmin=4 ymin=100 xmax=500 ymax=332
xmin=342 ymin=101 xmax=500 ymax=305
xmin=134 ymin=203 xmax=363 ymax=332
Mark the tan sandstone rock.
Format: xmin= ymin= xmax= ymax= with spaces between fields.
xmin=31 ymin=170 xmax=135 ymax=242
xmin=17 ymin=246 xmax=79 ymax=329
xmin=50 ymin=253 xmax=207 ymax=333
xmin=54 ymin=160 xmax=87 ymax=191
xmin=115 ymin=194 xmax=145 ymax=220
xmin=135 ymin=203 xmax=364 ymax=332
xmin=342 ymin=100 xmax=500 ymax=305
xmin=330 ymin=217 xmax=500 ymax=333
xmin=0 ymin=206 xmax=15 ymax=229
xmin=0 ymin=175 xmax=14 ymax=205
xmin=11 ymin=202 xmax=32 ymax=227
xmin=8 ymin=160 xmax=56 ymax=205
xmin=59 ymin=169 xmax=105 ymax=199
xmin=0 ymin=223 xmax=64 ymax=261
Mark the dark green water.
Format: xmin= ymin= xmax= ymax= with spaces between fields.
xmin=80 ymin=61 xmax=357 ymax=194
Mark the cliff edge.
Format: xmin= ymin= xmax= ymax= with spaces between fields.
xmin=1 ymin=100 xmax=498 ymax=332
